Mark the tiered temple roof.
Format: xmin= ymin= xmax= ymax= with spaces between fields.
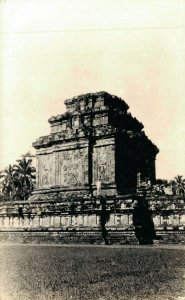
xmin=33 ymin=91 xmax=158 ymax=155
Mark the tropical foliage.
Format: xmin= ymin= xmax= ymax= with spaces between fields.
xmin=149 ymin=175 xmax=185 ymax=197
xmin=0 ymin=155 xmax=36 ymax=201
xmin=0 ymin=165 xmax=19 ymax=201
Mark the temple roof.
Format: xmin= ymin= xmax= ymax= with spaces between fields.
xmin=64 ymin=91 xmax=129 ymax=108
xmin=48 ymin=91 xmax=129 ymax=124
xmin=33 ymin=92 xmax=159 ymax=155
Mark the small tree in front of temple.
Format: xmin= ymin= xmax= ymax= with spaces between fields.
xmin=99 ymin=196 xmax=110 ymax=245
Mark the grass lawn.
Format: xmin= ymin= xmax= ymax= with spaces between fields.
xmin=0 ymin=244 xmax=184 ymax=300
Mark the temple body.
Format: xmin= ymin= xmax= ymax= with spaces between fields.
xmin=32 ymin=92 xmax=159 ymax=199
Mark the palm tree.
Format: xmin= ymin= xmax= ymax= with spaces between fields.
xmin=0 ymin=157 xmax=36 ymax=201
xmin=173 ymin=175 xmax=185 ymax=196
xmin=13 ymin=157 xmax=36 ymax=200
xmin=174 ymin=175 xmax=185 ymax=185
xmin=0 ymin=165 xmax=19 ymax=201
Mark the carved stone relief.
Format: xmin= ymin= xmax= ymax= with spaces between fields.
xmin=93 ymin=114 xmax=108 ymax=126
xmin=51 ymin=121 xmax=67 ymax=134
xmin=93 ymin=144 xmax=115 ymax=184
xmin=38 ymin=154 xmax=55 ymax=188
xmin=57 ymin=148 xmax=88 ymax=186
xmin=72 ymin=116 xmax=80 ymax=128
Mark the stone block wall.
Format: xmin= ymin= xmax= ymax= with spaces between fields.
xmin=36 ymin=139 xmax=89 ymax=191
xmin=0 ymin=196 xmax=184 ymax=244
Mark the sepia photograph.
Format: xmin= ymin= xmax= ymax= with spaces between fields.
xmin=0 ymin=0 xmax=185 ymax=299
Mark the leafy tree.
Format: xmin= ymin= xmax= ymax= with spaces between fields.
xmin=99 ymin=196 xmax=110 ymax=245
xmin=156 ymin=179 xmax=168 ymax=185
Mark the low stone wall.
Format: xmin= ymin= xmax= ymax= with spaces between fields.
xmin=0 ymin=196 xmax=184 ymax=244
xmin=0 ymin=230 xmax=139 ymax=245
xmin=0 ymin=230 xmax=184 ymax=245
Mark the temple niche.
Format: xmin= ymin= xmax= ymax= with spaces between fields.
xmin=32 ymin=91 xmax=159 ymax=199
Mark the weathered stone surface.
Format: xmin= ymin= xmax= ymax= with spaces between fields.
xmin=0 ymin=198 xmax=184 ymax=244
xmin=32 ymin=91 xmax=159 ymax=199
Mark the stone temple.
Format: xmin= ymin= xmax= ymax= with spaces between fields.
xmin=32 ymin=92 xmax=159 ymax=200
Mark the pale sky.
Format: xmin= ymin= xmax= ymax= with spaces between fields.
xmin=0 ymin=0 xmax=185 ymax=180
